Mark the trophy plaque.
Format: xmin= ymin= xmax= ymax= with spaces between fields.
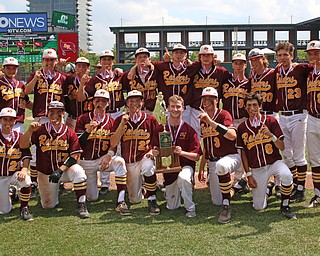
xmin=155 ymin=107 xmax=181 ymax=173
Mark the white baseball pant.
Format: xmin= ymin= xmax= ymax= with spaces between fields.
xmin=307 ymin=114 xmax=320 ymax=167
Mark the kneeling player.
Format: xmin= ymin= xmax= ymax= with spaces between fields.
xmin=0 ymin=108 xmax=33 ymax=220
xmin=237 ymin=92 xmax=296 ymax=219
xmin=21 ymin=101 xmax=90 ymax=219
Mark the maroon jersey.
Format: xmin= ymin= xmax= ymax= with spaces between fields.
xmin=222 ymin=76 xmax=250 ymax=119
xmin=63 ymin=75 xmax=91 ymax=117
xmin=112 ymin=112 xmax=158 ymax=163
xmin=200 ymin=109 xmax=238 ymax=159
xmin=154 ymin=62 xmax=198 ymax=106
xmin=275 ymin=64 xmax=312 ymax=111
xmin=0 ymin=131 xmax=31 ymax=176
xmin=31 ymin=123 xmax=82 ymax=175
xmin=307 ymin=69 xmax=320 ymax=117
xmin=192 ymin=65 xmax=231 ymax=109
xmin=27 ymin=70 xmax=66 ymax=118
xmin=237 ymin=115 xmax=284 ymax=168
xmin=120 ymin=69 xmax=158 ymax=112
xmin=85 ymin=72 xmax=125 ymax=112
xmin=75 ymin=112 xmax=114 ymax=160
xmin=0 ymin=77 xmax=29 ymax=123
xmin=249 ymin=68 xmax=277 ymax=112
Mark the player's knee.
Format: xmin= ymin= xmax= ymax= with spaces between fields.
xmin=215 ymin=162 xmax=228 ymax=176
xmin=280 ymin=172 xmax=293 ymax=186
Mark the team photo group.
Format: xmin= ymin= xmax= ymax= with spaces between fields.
xmin=1 ymin=39 xmax=320 ymax=224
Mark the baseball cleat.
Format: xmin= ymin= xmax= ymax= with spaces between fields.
xmin=236 ymin=178 xmax=250 ymax=194
xmin=148 ymin=200 xmax=160 ymax=215
xmin=266 ymin=181 xmax=275 ymax=198
xmin=304 ymin=195 xmax=320 ymax=208
xmin=185 ymin=210 xmax=196 ymax=218
xmin=99 ymin=187 xmax=109 ymax=196
xmin=281 ymin=205 xmax=297 ymax=220
xmin=275 ymin=185 xmax=281 ymax=199
xmin=20 ymin=206 xmax=34 ymax=221
xmin=290 ymin=190 xmax=306 ymax=203
xmin=78 ymin=203 xmax=90 ymax=219
xmin=218 ymin=205 xmax=231 ymax=224
xmin=30 ymin=183 xmax=38 ymax=198
xmin=115 ymin=202 xmax=132 ymax=216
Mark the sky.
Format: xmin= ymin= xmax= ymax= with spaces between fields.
xmin=1 ymin=0 xmax=320 ymax=56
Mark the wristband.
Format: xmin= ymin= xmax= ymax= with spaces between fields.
xmin=107 ymin=150 xmax=115 ymax=157
xmin=216 ymin=124 xmax=228 ymax=135
xmin=246 ymin=171 xmax=252 ymax=177
xmin=271 ymin=135 xmax=277 ymax=142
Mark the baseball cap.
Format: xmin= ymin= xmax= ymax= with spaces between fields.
xmin=2 ymin=57 xmax=19 ymax=67
xmin=65 ymin=63 xmax=75 ymax=73
xmin=172 ymin=43 xmax=187 ymax=52
xmin=201 ymin=87 xmax=218 ymax=98
xmin=248 ymin=48 xmax=264 ymax=60
xmin=199 ymin=45 xmax=214 ymax=55
xmin=48 ymin=101 xmax=65 ymax=110
xmin=0 ymin=107 xmax=16 ymax=118
xmin=94 ymin=89 xmax=110 ymax=99
xmin=135 ymin=47 xmax=150 ymax=57
xmin=43 ymin=49 xmax=57 ymax=59
xmin=126 ymin=90 xmax=143 ymax=100
xmin=100 ymin=50 xmax=114 ymax=59
xmin=305 ymin=40 xmax=320 ymax=52
xmin=232 ymin=53 xmax=247 ymax=62
xmin=75 ymin=57 xmax=90 ymax=65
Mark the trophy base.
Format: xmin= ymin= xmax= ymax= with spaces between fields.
xmin=154 ymin=166 xmax=181 ymax=174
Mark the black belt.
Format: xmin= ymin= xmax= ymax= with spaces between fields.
xmin=280 ymin=110 xmax=303 ymax=116
xmin=260 ymin=110 xmax=273 ymax=115
xmin=209 ymin=156 xmax=221 ymax=162
xmin=108 ymin=108 xmax=121 ymax=113
xmin=311 ymin=113 xmax=320 ymax=119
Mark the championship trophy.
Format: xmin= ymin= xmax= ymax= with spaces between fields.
xmin=155 ymin=93 xmax=181 ymax=173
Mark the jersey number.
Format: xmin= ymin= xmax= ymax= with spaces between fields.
xmin=138 ymin=140 xmax=150 ymax=151
xmin=287 ymin=88 xmax=301 ymax=99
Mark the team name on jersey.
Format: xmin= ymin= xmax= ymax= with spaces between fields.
xmin=39 ymin=135 xmax=69 ymax=152
xmin=241 ymin=130 xmax=272 ymax=150
xmin=193 ymin=74 xmax=219 ymax=89
xmin=163 ymin=70 xmax=190 ymax=85
xmin=122 ymin=127 xmax=150 ymax=141
xmin=95 ymin=81 xmax=122 ymax=91
xmin=85 ymin=125 xmax=111 ymax=140
xmin=200 ymin=124 xmax=219 ymax=138
xmin=37 ymin=80 xmax=62 ymax=95
xmin=129 ymin=80 xmax=157 ymax=91
xmin=0 ymin=86 xmax=24 ymax=101
xmin=251 ymin=81 xmax=272 ymax=92
xmin=0 ymin=146 xmax=22 ymax=159
xmin=222 ymin=83 xmax=248 ymax=98
xmin=276 ymin=74 xmax=297 ymax=88
xmin=307 ymin=78 xmax=320 ymax=93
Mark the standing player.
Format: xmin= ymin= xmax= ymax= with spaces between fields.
xmin=274 ymin=42 xmax=312 ymax=202
xmin=110 ymin=90 xmax=160 ymax=215
xmin=237 ymin=92 xmax=296 ymax=219
xmin=0 ymin=107 xmax=33 ymax=220
xmin=20 ymin=101 xmax=90 ymax=218
xmin=64 ymin=57 xmax=91 ymax=129
xmin=25 ymin=48 xmax=67 ymax=195
xmin=120 ymin=47 xmax=158 ymax=113
xmin=152 ymin=95 xmax=202 ymax=217
xmin=198 ymin=87 xmax=241 ymax=224
xmin=76 ymin=89 xmax=131 ymax=215
xmin=304 ymin=40 xmax=320 ymax=208
xmin=0 ymin=57 xmax=31 ymax=132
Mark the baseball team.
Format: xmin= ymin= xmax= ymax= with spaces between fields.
xmin=0 ymin=40 xmax=320 ymax=224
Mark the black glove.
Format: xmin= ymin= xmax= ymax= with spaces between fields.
xmin=49 ymin=169 xmax=63 ymax=183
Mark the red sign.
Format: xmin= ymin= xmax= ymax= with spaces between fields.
xmin=34 ymin=41 xmax=43 ymax=47
xmin=57 ymin=33 xmax=78 ymax=62
xmin=16 ymin=41 xmax=25 ymax=47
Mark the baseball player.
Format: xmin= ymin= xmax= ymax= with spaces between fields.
xmin=76 ymin=89 xmax=131 ymax=215
xmin=198 ymin=87 xmax=241 ymax=224
xmin=20 ymin=101 xmax=90 ymax=219
xmin=152 ymin=95 xmax=202 ymax=217
xmin=120 ymin=47 xmax=158 ymax=113
xmin=110 ymin=90 xmax=160 ymax=215
xmin=237 ymin=92 xmax=296 ymax=219
xmin=25 ymin=48 xmax=67 ymax=196
xmin=304 ymin=40 xmax=320 ymax=208
xmin=274 ymin=42 xmax=313 ymax=202
xmin=0 ymin=57 xmax=31 ymax=133
xmin=0 ymin=107 xmax=33 ymax=220
xmin=64 ymin=57 xmax=91 ymax=130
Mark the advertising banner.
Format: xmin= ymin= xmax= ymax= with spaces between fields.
xmin=57 ymin=33 xmax=78 ymax=62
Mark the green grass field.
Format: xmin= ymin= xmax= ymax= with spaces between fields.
xmin=1 ymin=95 xmax=319 ymax=255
